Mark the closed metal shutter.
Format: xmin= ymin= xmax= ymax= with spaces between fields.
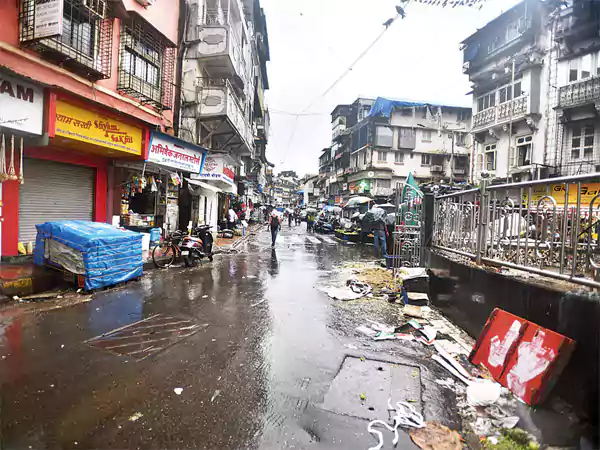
xmin=18 ymin=158 xmax=95 ymax=245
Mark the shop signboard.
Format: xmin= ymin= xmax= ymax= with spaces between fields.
xmin=26 ymin=0 xmax=64 ymax=41
xmin=55 ymin=100 xmax=143 ymax=155
xmin=523 ymin=183 xmax=600 ymax=208
xmin=147 ymin=132 xmax=206 ymax=173
xmin=191 ymin=154 xmax=235 ymax=185
xmin=0 ymin=74 xmax=44 ymax=135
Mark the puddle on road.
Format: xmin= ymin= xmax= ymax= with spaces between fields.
xmin=86 ymin=314 xmax=204 ymax=359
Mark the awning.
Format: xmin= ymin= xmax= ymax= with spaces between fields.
xmin=186 ymin=178 xmax=222 ymax=193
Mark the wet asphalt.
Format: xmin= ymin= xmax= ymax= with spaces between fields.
xmin=0 ymin=224 xmax=459 ymax=449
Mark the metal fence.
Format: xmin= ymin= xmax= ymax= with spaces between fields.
xmin=432 ymin=173 xmax=600 ymax=289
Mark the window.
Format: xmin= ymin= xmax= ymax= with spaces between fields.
xmin=485 ymin=143 xmax=497 ymax=170
xmin=401 ymin=108 xmax=413 ymax=117
xmin=395 ymin=152 xmax=405 ymax=164
xmin=477 ymin=92 xmax=496 ymax=112
xmin=515 ymin=135 xmax=533 ymax=166
xmin=60 ymin=13 xmax=95 ymax=57
xmin=378 ymin=179 xmax=392 ymax=189
xmin=375 ymin=126 xmax=394 ymax=147
xmin=19 ymin=0 xmax=114 ymax=80
xmin=363 ymin=151 xmax=368 ymax=165
xmin=421 ymin=154 xmax=431 ymax=166
xmin=421 ymin=130 xmax=433 ymax=142
xmin=377 ymin=151 xmax=388 ymax=162
xmin=569 ymin=53 xmax=594 ymax=82
xmin=571 ymin=125 xmax=595 ymax=160
xmin=499 ymin=80 xmax=522 ymax=103
xmin=119 ymin=17 xmax=175 ymax=109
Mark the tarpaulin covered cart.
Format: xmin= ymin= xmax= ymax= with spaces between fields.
xmin=33 ymin=221 xmax=143 ymax=291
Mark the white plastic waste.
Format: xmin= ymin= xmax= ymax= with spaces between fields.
xmin=466 ymin=379 xmax=502 ymax=406
xmin=367 ymin=398 xmax=426 ymax=450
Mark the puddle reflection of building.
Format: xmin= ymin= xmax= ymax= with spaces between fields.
xmin=88 ymin=293 xmax=144 ymax=337
xmin=0 ymin=312 xmax=23 ymax=383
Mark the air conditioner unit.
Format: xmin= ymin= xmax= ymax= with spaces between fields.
xmin=83 ymin=0 xmax=107 ymax=18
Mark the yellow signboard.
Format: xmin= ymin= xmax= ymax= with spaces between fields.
xmin=523 ymin=183 xmax=600 ymax=208
xmin=54 ymin=100 xmax=143 ymax=155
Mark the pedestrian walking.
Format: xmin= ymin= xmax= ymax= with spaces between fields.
xmin=373 ymin=218 xmax=388 ymax=258
xmin=269 ymin=212 xmax=281 ymax=247
xmin=307 ymin=212 xmax=315 ymax=233
xmin=288 ymin=212 xmax=293 ymax=227
xmin=228 ymin=207 xmax=237 ymax=230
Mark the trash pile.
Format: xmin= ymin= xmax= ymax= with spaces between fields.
xmin=321 ymin=263 xmax=429 ymax=306
xmin=360 ymin=306 xmax=556 ymax=449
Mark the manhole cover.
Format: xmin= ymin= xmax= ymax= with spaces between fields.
xmin=86 ymin=314 xmax=203 ymax=360
xmin=321 ymin=357 xmax=422 ymax=421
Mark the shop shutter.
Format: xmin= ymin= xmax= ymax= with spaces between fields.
xmin=18 ymin=159 xmax=95 ymax=245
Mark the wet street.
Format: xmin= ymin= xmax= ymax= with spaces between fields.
xmin=0 ymin=225 xmax=459 ymax=449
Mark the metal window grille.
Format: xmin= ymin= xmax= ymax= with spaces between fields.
xmin=118 ymin=15 xmax=175 ymax=110
xmin=19 ymin=0 xmax=113 ymax=80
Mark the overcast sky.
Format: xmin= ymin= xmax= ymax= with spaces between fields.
xmin=260 ymin=0 xmax=522 ymax=177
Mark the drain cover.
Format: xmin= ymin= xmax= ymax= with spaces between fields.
xmin=322 ymin=357 xmax=422 ymax=420
xmin=86 ymin=314 xmax=203 ymax=360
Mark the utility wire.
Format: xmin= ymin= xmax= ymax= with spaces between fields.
xmin=279 ymin=3 xmax=410 ymax=167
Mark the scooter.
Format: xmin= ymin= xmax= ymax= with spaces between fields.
xmin=181 ymin=225 xmax=214 ymax=267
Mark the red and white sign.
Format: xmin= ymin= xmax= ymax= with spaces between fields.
xmin=147 ymin=133 xmax=205 ymax=173
xmin=192 ymin=155 xmax=235 ymax=185
xmin=470 ymin=309 xmax=575 ymax=405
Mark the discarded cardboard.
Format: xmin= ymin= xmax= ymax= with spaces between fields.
xmin=409 ymin=422 xmax=461 ymax=450
xmin=403 ymin=305 xmax=427 ymax=318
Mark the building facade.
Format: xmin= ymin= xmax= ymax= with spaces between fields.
xmin=181 ymin=0 xmax=271 ymax=228
xmin=461 ymin=0 xmax=581 ymax=182
xmin=0 ymin=0 xmax=185 ymax=256
xmin=318 ymin=97 xmax=472 ymax=205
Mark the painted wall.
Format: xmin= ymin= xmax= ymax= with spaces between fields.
xmin=0 ymin=0 xmax=178 ymax=128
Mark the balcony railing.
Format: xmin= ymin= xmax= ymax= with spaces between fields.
xmin=452 ymin=168 xmax=467 ymax=175
xmin=371 ymin=187 xmax=394 ymax=197
xmin=196 ymin=78 xmax=253 ymax=151
xmin=559 ymin=77 xmax=600 ymax=109
xmin=473 ymin=96 xmax=529 ymax=130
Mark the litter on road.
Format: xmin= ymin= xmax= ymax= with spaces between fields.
xmin=174 ymin=388 xmax=184 ymax=395
xmin=409 ymin=421 xmax=462 ymax=450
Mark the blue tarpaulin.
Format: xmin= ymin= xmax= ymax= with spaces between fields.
xmin=34 ymin=221 xmax=143 ymax=291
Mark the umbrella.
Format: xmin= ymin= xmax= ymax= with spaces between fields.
xmin=363 ymin=207 xmax=387 ymax=225
xmin=375 ymin=203 xmax=395 ymax=208
xmin=306 ymin=207 xmax=318 ymax=213
xmin=345 ymin=196 xmax=372 ymax=208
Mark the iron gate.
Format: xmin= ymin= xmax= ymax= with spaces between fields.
xmin=390 ymin=182 xmax=424 ymax=270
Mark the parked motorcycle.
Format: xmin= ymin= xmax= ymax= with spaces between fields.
xmin=181 ymin=225 xmax=214 ymax=267
xmin=152 ymin=226 xmax=214 ymax=269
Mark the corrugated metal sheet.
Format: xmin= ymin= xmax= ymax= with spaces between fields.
xmin=19 ymin=158 xmax=94 ymax=245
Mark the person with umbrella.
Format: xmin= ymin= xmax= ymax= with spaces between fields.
xmin=306 ymin=209 xmax=316 ymax=233
xmin=269 ymin=211 xmax=282 ymax=248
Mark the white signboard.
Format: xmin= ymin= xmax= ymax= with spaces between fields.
xmin=191 ymin=155 xmax=235 ymax=185
xmin=0 ymin=74 xmax=44 ymax=135
xmin=147 ymin=133 xmax=205 ymax=173
xmin=34 ymin=0 xmax=64 ymax=40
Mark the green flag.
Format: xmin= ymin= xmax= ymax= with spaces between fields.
xmin=401 ymin=173 xmax=422 ymax=203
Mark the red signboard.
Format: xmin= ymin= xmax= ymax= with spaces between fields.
xmin=470 ymin=309 xmax=575 ymax=405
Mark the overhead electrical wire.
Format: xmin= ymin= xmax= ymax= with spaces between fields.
xmin=279 ymin=2 xmax=411 ymax=166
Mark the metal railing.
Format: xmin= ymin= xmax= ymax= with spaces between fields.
xmin=473 ymin=96 xmax=529 ymax=129
xmin=432 ymin=174 xmax=600 ymax=289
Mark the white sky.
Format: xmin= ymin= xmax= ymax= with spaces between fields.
xmin=260 ymin=0 xmax=522 ymax=176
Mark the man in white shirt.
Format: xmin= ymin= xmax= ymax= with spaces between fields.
xmin=228 ymin=208 xmax=237 ymax=230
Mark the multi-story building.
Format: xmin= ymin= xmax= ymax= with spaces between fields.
xmin=320 ymin=97 xmax=472 ymax=205
xmin=273 ymin=174 xmax=298 ymax=208
xmin=462 ymin=0 xmax=559 ymax=182
xmin=181 ymin=0 xmax=270 ymax=226
xmin=0 ymin=0 xmax=196 ymax=256
xmin=551 ymin=0 xmax=600 ymax=176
